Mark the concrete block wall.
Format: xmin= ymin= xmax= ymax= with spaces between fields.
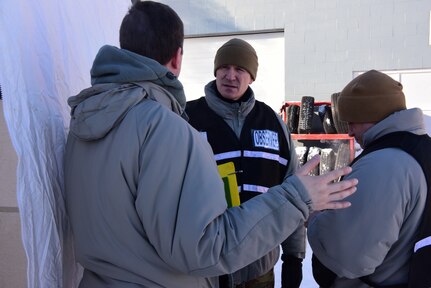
xmin=284 ymin=0 xmax=431 ymax=100
xmin=159 ymin=0 xmax=431 ymax=102
xmin=159 ymin=0 xmax=288 ymax=34
xmin=0 ymin=100 xmax=27 ymax=288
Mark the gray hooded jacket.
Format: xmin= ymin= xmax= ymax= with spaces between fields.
xmin=307 ymin=108 xmax=428 ymax=287
xmin=65 ymin=45 xmax=312 ymax=288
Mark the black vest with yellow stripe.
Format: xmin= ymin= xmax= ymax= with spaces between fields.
xmin=186 ymin=97 xmax=290 ymax=203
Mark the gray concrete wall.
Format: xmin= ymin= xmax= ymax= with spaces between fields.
xmin=0 ymin=100 xmax=27 ymax=288
xmin=284 ymin=0 xmax=431 ymax=100
xmin=159 ymin=0 xmax=287 ymax=34
xmin=159 ymin=0 xmax=431 ymax=101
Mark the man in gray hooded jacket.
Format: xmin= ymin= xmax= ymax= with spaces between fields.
xmin=64 ymin=1 xmax=357 ymax=288
xmin=308 ymin=70 xmax=430 ymax=287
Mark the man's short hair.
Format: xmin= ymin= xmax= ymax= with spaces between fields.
xmin=119 ymin=1 xmax=184 ymax=65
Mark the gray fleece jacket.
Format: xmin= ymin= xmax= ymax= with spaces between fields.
xmin=65 ymin=45 xmax=312 ymax=288
xmin=307 ymin=108 xmax=428 ymax=287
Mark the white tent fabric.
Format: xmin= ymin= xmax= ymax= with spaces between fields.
xmin=0 ymin=1 xmax=129 ymax=287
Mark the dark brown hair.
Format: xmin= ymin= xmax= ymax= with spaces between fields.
xmin=119 ymin=1 xmax=184 ymax=65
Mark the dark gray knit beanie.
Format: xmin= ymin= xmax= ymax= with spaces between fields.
xmin=214 ymin=38 xmax=258 ymax=80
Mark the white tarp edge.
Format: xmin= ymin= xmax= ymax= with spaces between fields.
xmin=0 ymin=1 xmax=129 ymax=287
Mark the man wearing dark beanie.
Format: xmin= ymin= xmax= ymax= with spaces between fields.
xmin=308 ymin=69 xmax=431 ymax=287
xmin=186 ymin=38 xmax=305 ymax=288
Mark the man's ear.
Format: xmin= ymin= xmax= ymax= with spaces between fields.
xmin=172 ymin=47 xmax=182 ymax=70
xmin=165 ymin=47 xmax=183 ymax=76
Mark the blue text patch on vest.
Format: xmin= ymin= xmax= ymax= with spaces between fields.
xmin=252 ymin=130 xmax=279 ymax=151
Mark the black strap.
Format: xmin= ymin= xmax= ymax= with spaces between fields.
xmin=311 ymin=254 xmax=337 ymax=288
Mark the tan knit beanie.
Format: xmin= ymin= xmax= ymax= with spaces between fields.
xmin=338 ymin=70 xmax=406 ymax=123
xmin=214 ymin=38 xmax=258 ymax=80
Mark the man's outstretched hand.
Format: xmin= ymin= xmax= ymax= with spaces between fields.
xmin=295 ymin=155 xmax=358 ymax=211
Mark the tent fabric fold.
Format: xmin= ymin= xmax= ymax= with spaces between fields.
xmin=0 ymin=1 xmax=128 ymax=287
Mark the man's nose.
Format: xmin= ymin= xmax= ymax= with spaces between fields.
xmin=225 ymin=67 xmax=236 ymax=80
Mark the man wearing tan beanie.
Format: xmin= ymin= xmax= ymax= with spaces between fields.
xmin=186 ymin=38 xmax=305 ymax=288
xmin=308 ymin=69 xmax=431 ymax=287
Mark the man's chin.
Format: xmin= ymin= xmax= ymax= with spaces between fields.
xmin=219 ymin=91 xmax=240 ymax=101
xmin=220 ymin=88 xmax=236 ymax=96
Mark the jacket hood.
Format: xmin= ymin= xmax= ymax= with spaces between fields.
xmin=68 ymin=45 xmax=186 ymax=141
xmin=90 ymin=45 xmax=185 ymax=109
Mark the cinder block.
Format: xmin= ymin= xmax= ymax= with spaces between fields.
xmin=0 ymin=101 xmax=18 ymax=207
xmin=0 ymin=211 xmax=27 ymax=288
